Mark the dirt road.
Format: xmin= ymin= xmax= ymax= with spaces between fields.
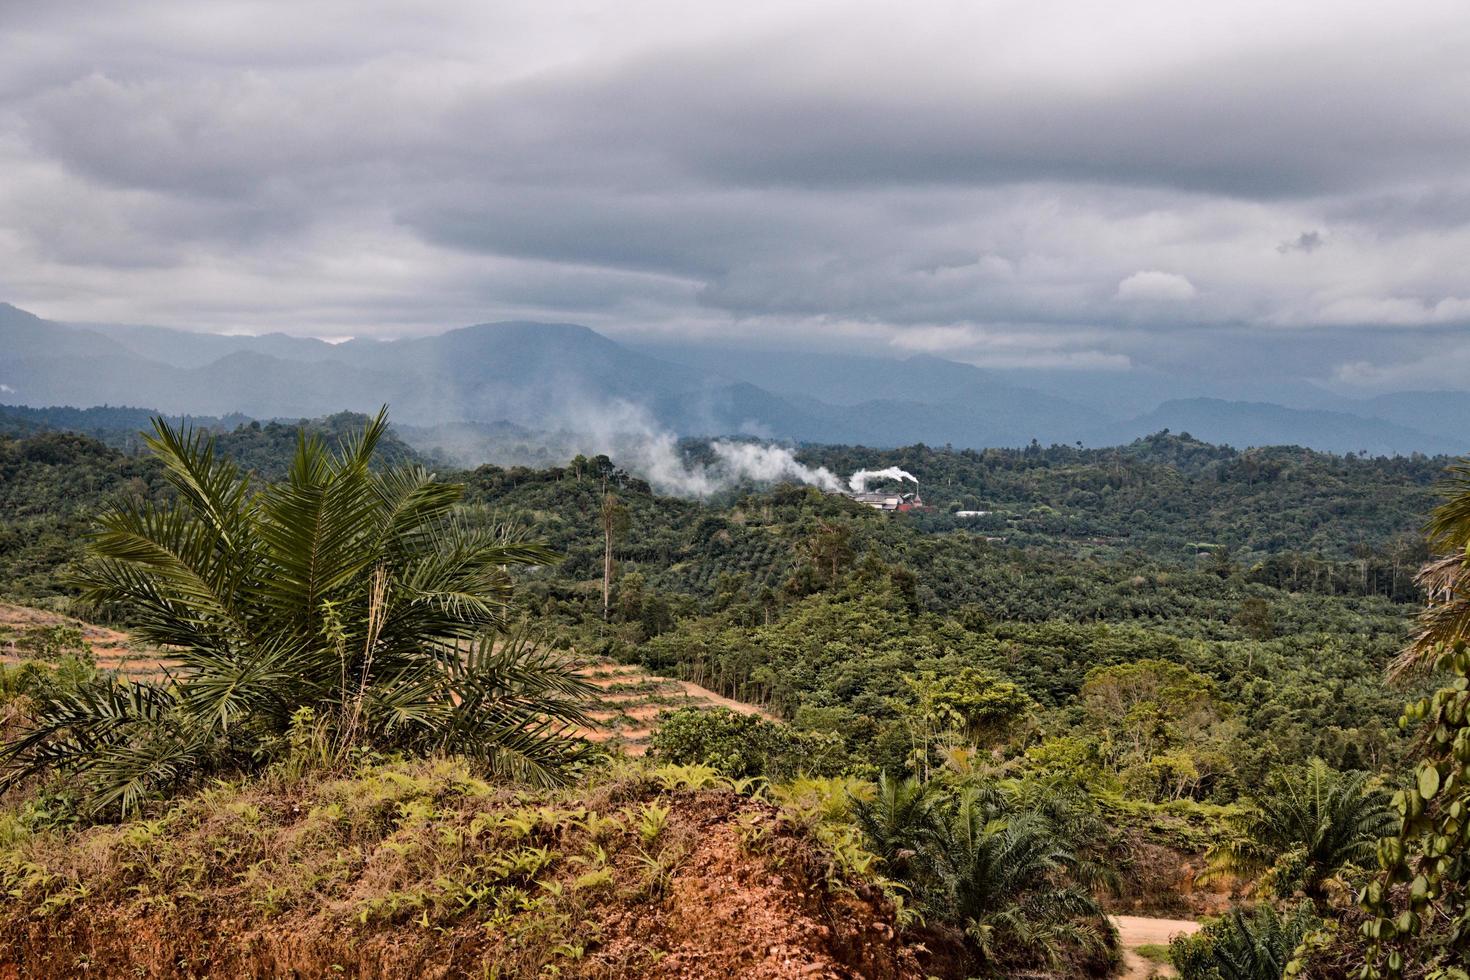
xmin=1110 ymin=915 xmax=1200 ymax=979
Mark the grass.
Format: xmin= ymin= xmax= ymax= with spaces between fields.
xmin=1136 ymin=943 xmax=1172 ymax=965
xmin=0 ymin=755 xmax=903 ymax=977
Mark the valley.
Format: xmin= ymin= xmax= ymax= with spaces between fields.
xmin=1 ymin=409 xmax=1462 ymax=976
xmin=6 ymin=5 xmax=1468 ymax=976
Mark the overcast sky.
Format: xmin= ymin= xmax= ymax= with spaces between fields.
xmin=2 ymin=0 xmax=1469 ymax=389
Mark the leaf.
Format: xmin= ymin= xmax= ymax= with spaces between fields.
xmin=1418 ymin=763 xmax=1441 ymax=801
xmin=6 ymin=410 xmax=578 ymax=815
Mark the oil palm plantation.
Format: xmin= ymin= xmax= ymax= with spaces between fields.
xmin=1 ymin=410 xmax=592 ymax=817
xmin=1204 ymin=758 xmax=1394 ymax=900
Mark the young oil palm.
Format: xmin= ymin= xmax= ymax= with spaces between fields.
xmin=850 ymin=772 xmax=939 ymax=876
xmin=1170 ymin=902 xmax=1321 ymax=980
xmin=1 ymin=410 xmax=591 ymax=816
xmin=1204 ymin=758 xmax=1393 ymax=899
xmin=931 ymin=789 xmax=1111 ymax=971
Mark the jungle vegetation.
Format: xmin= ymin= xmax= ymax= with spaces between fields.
xmin=2 ymin=411 xmax=1468 ymax=977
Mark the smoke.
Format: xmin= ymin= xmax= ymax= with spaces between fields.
xmin=571 ymin=400 xmax=722 ymax=496
xmin=546 ymin=399 xmax=842 ymax=497
xmin=848 ymin=467 xmax=918 ymax=492
xmin=404 ymin=395 xmax=869 ymax=499
xmin=627 ymin=434 xmax=840 ymax=498
xmin=709 ymin=441 xmax=842 ymax=492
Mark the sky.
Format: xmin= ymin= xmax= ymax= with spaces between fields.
xmin=2 ymin=0 xmax=1469 ymax=390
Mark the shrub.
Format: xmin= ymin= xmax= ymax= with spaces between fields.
xmin=647 ymin=706 xmax=846 ymax=779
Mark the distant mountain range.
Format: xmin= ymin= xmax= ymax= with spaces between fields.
xmin=2 ymin=301 xmax=1466 ymax=457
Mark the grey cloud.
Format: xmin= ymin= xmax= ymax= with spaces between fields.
xmin=2 ymin=1 xmax=1470 ymax=391
xmin=1277 ymin=231 xmax=1324 ymax=254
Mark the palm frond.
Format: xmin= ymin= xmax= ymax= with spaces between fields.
xmin=1395 ymin=458 xmax=1470 ymax=676
xmin=15 ymin=410 xmax=578 ymax=817
xmin=1204 ymin=758 xmax=1393 ymax=895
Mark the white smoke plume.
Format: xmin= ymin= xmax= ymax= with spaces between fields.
xmin=848 ymin=467 xmax=918 ymax=492
xmin=552 ymin=400 xmax=842 ymax=497
xmin=710 ymin=441 xmax=843 ymax=492
xmin=418 ymin=395 xmax=858 ymax=498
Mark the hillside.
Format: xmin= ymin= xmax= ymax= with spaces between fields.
xmin=574 ymin=661 xmax=777 ymax=757
xmin=0 ymin=757 xmax=927 ymax=979
xmin=0 ymin=410 xmax=1464 ymax=978
xmin=1087 ymin=398 xmax=1462 ymax=456
xmin=0 ymin=602 xmax=175 ymax=681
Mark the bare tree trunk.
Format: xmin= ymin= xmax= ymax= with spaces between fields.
xmin=601 ymin=484 xmax=618 ymax=623
xmin=603 ymin=520 xmax=612 ymax=622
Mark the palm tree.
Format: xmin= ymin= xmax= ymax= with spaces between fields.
xmin=1171 ymin=902 xmax=1321 ymax=980
xmin=930 ymin=789 xmax=1110 ymax=971
xmin=1396 ymin=459 xmax=1470 ymax=676
xmin=850 ymin=773 xmax=939 ymax=876
xmin=1 ymin=410 xmax=592 ymax=817
xmin=600 ymin=490 xmax=627 ymax=621
xmin=1204 ymin=758 xmax=1394 ymax=899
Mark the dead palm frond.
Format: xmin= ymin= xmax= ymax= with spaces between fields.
xmin=1394 ymin=552 xmax=1470 ymax=678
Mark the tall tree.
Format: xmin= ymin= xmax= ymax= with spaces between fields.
xmin=600 ymin=489 xmax=628 ymax=621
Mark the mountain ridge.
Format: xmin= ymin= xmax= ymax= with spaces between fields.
xmin=1 ymin=303 xmax=1466 ymax=456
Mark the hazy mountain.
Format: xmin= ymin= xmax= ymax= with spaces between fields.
xmin=635 ymin=343 xmax=1102 ymax=443
xmin=96 ymin=322 xmax=343 ymax=369
xmin=1358 ymin=391 xmax=1470 ymax=441
xmin=3 ymin=302 xmax=1467 ymax=456
xmin=1090 ymin=398 xmax=1460 ymax=456
xmin=0 ymin=403 xmax=252 ymax=448
xmin=0 ymin=303 xmax=132 ymax=361
xmin=634 ymin=344 xmax=1014 ymax=405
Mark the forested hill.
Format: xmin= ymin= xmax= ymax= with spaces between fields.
xmin=1 ymin=421 xmax=1445 ymax=608
xmin=0 ymin=416 xmax=428 ymax=598
xmin=6 ymin=413 xmax=1427 ymax=796
xmin=796 ymin=431 xmax=1444 ymax=561
xmin=0 ymin=404 xmax=422 ymax=469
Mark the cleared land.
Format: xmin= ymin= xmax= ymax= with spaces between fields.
xmin=1109 ymin=916 xmax=1201 ymax=979
xmin=570 ymin=661 xmax=778 ymax=756
xmin=0 ymin=602 xmax=178 ymax=680
xmin=2 ymin=604 xmax=766 ymax=756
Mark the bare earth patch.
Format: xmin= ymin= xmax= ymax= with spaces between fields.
xmin=0 ymin=602 xmax=177 ymax=678
xmin=1110 ymin=916 xmax=1200 ymax=979
xmin=571 ymin=661 xmax=779 ymax=757
xmin=0 ymin=761 xmax=926 ymax=979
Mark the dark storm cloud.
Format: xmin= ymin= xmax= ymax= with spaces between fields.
xmin=1278 ymin=232 xmax=1324 ymax=254
xmin=2 ymin=0 xmax=1470 ymax=387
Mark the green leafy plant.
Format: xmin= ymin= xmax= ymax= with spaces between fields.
xmin=1204 ymin=758 xmax=1394 ymax=900
xmin=930 ymin=789 xmax=1110 ymax=972
xmin=1354 ymin=642 xmax=1470 ymax=978
xmin=849 ymin=772 xmax=937 ymax=877
xmin=636 ymin=802 xmax=670 ymax=848
xmin=0 ymin=410 xmax=592 ymax=817
xmin=1171 ymin=902 xmax=1320 ymax=980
